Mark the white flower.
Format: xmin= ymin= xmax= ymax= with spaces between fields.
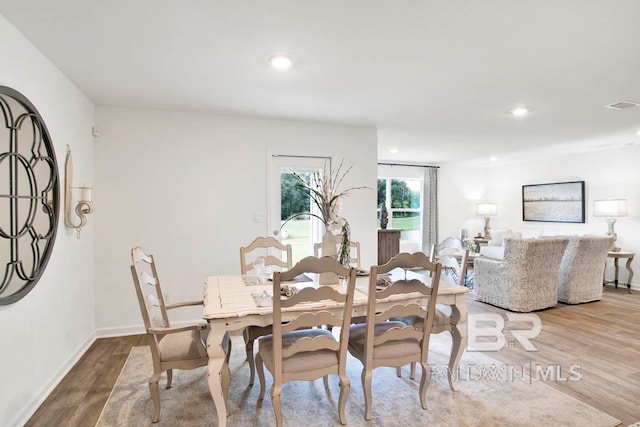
xmin=327 ymin=216 xmax=347 ymax=235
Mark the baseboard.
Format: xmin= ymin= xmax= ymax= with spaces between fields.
xmin=9 ymin=331 xmax=97 ymax=427
xmin=96 ymin=324 xmax=145 ymax=338
xmin=604 ymin=282 xmax=639 ymax=292
xmin=95 ymin=319 xmax=208 ymax=339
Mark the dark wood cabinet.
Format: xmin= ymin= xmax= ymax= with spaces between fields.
xmin=378 ymin=229 xmax=401 ymax=264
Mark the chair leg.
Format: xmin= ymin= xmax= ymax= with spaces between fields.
xmin=323 ymin=375 xmax=329 ymax=390
xmin=149 ymin=372 xmax=161 ymax=423
xmin=166 ymin=369 xmax=173 ymax=389
xmin=256 ymin=352 xmax=266 ymax=401
xmin=361 ymin=369 xmax=373 ymax=421
xmin=338 ymin=375 xmax=350 ymax=425
xmin=396 ymin=367 xmax=402 ymax=377
xmin=410 ymin=362 xmax=416 ymax=380
xmin=243 ymin=329 xmax=256 ymax=386
xmin=271 ymin=385 xmax=283 ymax=427
xmin=419 ymin=362 xmax=430 ymax=410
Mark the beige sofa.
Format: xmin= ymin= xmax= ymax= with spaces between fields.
xmin=479 ymin=227 xmax=545 ymax=260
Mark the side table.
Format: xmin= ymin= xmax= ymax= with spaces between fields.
xmin=472 ymin=237 xmax=489 ymax=254
xmin=604 ymin=251 xmax=635 ymax=293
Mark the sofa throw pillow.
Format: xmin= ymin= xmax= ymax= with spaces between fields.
xmin=508 ymin=227 xmax=543 ymax=239
xmin=502 ymin=231 xmax=522 ymax=246
xmin=488 ymin=229 xmax=506 ymax=246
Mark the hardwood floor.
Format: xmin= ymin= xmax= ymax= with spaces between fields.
xmin=465 ymin=286 xmax=640 ymax=426
xmin=25 ymin=335 xmax=148 ymax=427
xmin=26 ymin=286 xmax=639 ymax=426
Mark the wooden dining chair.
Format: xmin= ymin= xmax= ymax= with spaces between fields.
xmin=398 ymin=240 xmax=468 ymax=381
xmin=255 ymin=256 xmax=357 ymax=426
xmin=130 ymin=246 xmax=230 ymax=423
xmin=240 ymin=236 xmax=292 ymax=275
xmin=429 ymin=236 xmax=465 ymax=261
xmin=314 ymin=238 xmax=362 ymax=268
xmin=348 ymin=252 xmax=442 ymax=421
xmin=430 ymin=237 xmax=469 ymax=287
xmin=239 ymin=236 xmax=293 ymax=386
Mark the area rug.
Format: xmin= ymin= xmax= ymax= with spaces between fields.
xmin=96 ymin=334 xmax=620 ymax=427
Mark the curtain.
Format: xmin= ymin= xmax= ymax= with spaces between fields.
xmin=422 ymin=167 xmax=438 ymax=252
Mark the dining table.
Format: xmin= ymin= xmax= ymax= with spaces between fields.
xmin=202 ymin=270 xmax=469 ymax=427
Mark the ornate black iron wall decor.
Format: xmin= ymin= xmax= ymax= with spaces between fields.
xmin=0 ymin=86 xmax=59 ymax=305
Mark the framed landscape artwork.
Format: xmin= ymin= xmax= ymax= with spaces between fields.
xmin=522 ymin=181 xmax=585 ymax=223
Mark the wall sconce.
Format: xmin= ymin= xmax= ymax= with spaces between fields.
xmin=593 ymin=198 xmax=627 ymax=250
xmin=65 ymin=145 xmax=93 ymax=238
xmin=477 ymin=202 xmax=497 ymax=240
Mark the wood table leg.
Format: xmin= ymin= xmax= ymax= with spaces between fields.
xmin=614 ymin=258 xmax=620 ymax=289
xmin=447 ymin=297 xmax=467 ymax=391
xmin=625 ymin=257 xmax=634 ymax=293
xmin=207 ymin=320 xmax=229 ymax=427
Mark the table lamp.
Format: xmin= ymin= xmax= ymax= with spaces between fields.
xmin=477 ymin=202 xmax=497 ymax=240
xmin=593 ymin=199 xmax=628 ymax=251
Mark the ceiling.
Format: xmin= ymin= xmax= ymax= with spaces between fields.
xmin=1 ymin=1 xmax=640 ymax=165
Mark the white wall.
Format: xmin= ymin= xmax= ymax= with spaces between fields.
xmin=0 ymin=15 xmax=96 ymax=427
xmin=94 ymin=106 xmax=378 ymax=333
xmin=439 ymin=146 xmax=640 ymax=286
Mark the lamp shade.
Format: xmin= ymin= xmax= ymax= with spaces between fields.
xmin=477 ymin=202 xmax=497 ymax=216
xmin=593 ymin=199 xmax=628 ymax=217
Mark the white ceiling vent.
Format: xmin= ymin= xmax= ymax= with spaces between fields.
xmin=604 ymin=100 xmax=640 ymax=110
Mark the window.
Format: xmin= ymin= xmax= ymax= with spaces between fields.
xmin=377 ymin=177 xmax=422 ymax=243
xmin=280 ymin=169 xmax=317 ymax=264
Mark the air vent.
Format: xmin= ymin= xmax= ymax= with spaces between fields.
xmin=604 ymin=100 xmax=640 ymax=110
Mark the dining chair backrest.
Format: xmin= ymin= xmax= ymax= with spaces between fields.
xmin=364 ymin=252 xmax=442 ymax=363
xmin=240 ymin=236 xmax=292 ymax=274
xmin=429 ymin=237 xmax=468 ymax=287
xmin=429 ymin=236 xmax=464 ymax=259
xmin=272 ymin=256 xmax=357 ymax=365
xmin=131 ymin=246 xmax=170 ymax=331
xmin=313 ymin=238 xmax=361 ymax=268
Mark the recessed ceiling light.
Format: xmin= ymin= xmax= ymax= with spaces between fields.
xmin=389 ymin=147 xmax=399 ymax=154
xmin=511 ymin=107 xmax=529 ymax=117
xmin=269 ymin=55 xmax=292 ymax=70
xmin=489 ymin=156 xmax=497 ymax=162
xmin=636 ymin=130 xmax=640 ymax=136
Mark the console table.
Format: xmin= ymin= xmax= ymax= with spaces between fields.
xmin=378 ymin=228 xmax=401 ymax=264
xmin=604 ymin=251 xmax=635 ymax=293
